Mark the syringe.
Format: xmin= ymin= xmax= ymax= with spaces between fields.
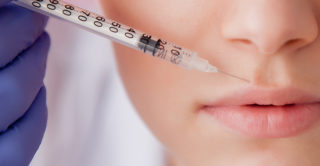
xmin=12 ymin=0 xmax=249 ymax=82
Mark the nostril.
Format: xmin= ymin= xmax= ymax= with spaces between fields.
xmin=284 ymin=39 xmax=299 ymax=46
xmin=282 ymin=38 xmax=306 ymax=50
xmin=230 ymin=39 xmax=257 ymax=51
xmin=231 ymin=39 xmax=252 ymax=45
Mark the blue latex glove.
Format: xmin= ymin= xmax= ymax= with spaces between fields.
xmin=0 ymin=1 xmax=50 ymax=165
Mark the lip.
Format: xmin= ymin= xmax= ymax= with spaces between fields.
xmin=200 ymin=87 xmax=320 ymax=138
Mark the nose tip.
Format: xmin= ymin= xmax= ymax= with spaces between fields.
xmin=222 ymin=1 xmax=318 ymax=55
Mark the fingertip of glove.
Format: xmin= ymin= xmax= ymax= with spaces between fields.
xmin=3 ymin=3 xmax=49 ymax=35
xmin=17 ymin=5 xmax=49 ymax=32
xmin=27 ymin=86 xmax=48 ymax=130
xmin=38 ymin=32 xmax=51 ymax=52
xmin=36 ymin=32 xmax=51 ymax=67
xmin=37 ymin=86 xmax=48 ymax=127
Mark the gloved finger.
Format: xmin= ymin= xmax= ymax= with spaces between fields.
xmin=0 ymin=87 xmax=47 ymax=166
xmin=0 ymin=0 xmax=11 ymax=7
xmin=0 ymin=32 xmax=50 ymax=132
xmin=0 ymin=4 xmax=48 ymax=68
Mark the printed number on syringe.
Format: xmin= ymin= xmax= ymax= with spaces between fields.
xmin=31 ymin=0 xmax=137 ymax=40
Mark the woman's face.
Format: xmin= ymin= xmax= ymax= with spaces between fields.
xmin=102 ymin=0 xmax=320 ymax=165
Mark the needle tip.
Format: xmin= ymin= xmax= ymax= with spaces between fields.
xmin=218 ymin=70 xmax=250 ymax=83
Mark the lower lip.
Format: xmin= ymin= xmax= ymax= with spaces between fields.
xmin=202 ymin=103 xmax=320 ymax=138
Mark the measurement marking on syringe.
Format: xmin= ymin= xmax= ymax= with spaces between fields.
xmin=13 ymin=0 xmax=231 ymax=80
xmin=27 ymin=0 xmax=197 ymax=65
xmin=31 ymin=0 xmax=140 ymax=41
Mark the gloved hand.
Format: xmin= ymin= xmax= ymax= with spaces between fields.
xmin=0 ymin=0 xmax=50 ymax=165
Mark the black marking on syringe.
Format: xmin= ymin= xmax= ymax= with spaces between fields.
xmin=154 ymin=39 xmax=162 ymax=56
xmin=138 ymin=34 xmax=160 ymax=56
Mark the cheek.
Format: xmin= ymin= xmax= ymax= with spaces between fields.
xmin=102 ymin=0 xmax=280 ymax=164
xmin=114 ymin=43 xmax=199 ymax=127
xmin=113 ymin=42 xmax=240 ymax=164
xmin=103 ymin=0 xmax=239 ymax=150
xmin=103 ymin=0 xmax=225 ymax=47
xmin=113 ymin=40 xmax=218 ymax=139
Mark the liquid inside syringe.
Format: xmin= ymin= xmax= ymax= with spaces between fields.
xmin=12 ymin=0 xmax=249 ymax=83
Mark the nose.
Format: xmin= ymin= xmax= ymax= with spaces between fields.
xmin=221 ymin=0 xmax=318 ymax=55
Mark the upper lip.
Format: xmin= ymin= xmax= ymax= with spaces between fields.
xmin=207 ymin=87 xmax=320 ymax=107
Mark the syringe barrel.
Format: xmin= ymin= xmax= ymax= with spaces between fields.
xmin=12 ymin=0 xmax=201 ymax=70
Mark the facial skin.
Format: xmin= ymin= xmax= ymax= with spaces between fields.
xmin=101 ymin=0 xmax=320 ymax=165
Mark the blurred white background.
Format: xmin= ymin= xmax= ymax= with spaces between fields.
xmin=30 ymin=0 xmax=165 ymax=165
